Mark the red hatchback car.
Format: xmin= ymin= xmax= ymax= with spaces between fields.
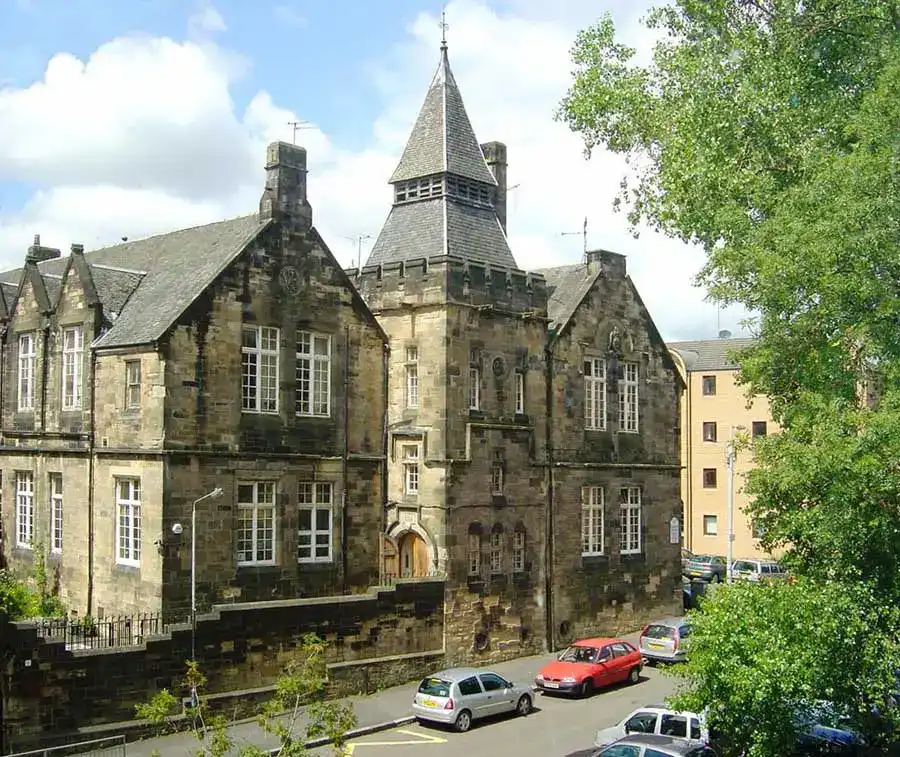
xmin=534 ymin=637 xmax=643 ymax=697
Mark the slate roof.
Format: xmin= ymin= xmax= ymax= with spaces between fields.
xmin=0 ymin=214 xmax=267 ymax=349
xmin=667 ymin=338 xmax=758 ymax=371
xmin=532 ymin=263 xmax=598 ymax=332
xmin=389 ymin=46 xmax=497 ymax=186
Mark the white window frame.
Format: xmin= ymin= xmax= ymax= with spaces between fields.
xmin=491 ymin=457 xmax=504 ymax=496
xmin=620 ymin=486 xmax=642 ymax=555
xmin=61 ymin=326 xmax=84 ymax=410
xmin=514 ymin=370 xmax=525 ymax=414
xmin=468 ymin=366 xmax=481 ymax=410
xmin=296 ymin=330 xmax=332 ymax=417
xmin=15 ymin=471 xmax=34 ymax=549
xmin=703 ymin=514 xmax=718 ymax=536
xmin=298 ymin=482 xmax=333 ymax=563
xmin=115 ymin=477 xmax=142 ymax=566
xmin=125 ymin=360 xmax=141 ymax=409
xmin=619 ymin=361 xmax=639 ymax=433
xmin=402 ymin=443 xmax=420 ymax=495
xmin=489 ymin=529 xmax=503 ymax=574
xmin=467 ymin=532 xmax=481 ymax=575
xmin=513 ymin=530 xmax=525 ymax=572
xmin=405 ymin=346 xmax=419 ymax=408
xmin=237 ymin=481 xmax=277 ymax=566
xmin=50 ymin=473 xmax=63 ymax=553
xmin=242 ymin=326 xmax=280 ymax=414
xmin=584 ymin=357 xmax=606 ymax=430
xmin=581 ymin=486 xmax=604 ymax=556
xmin=17 ymin=333 xmax=35 ymax=412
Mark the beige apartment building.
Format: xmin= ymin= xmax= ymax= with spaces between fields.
xmin=668 ymin=337 xmax=778 ymax=560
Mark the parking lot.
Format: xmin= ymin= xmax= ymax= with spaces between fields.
xmin=314 ymin=665 xmax=678 ymax=757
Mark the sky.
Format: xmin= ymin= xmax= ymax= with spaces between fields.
xmin=0 ymin=0 xmax=748 ymax=342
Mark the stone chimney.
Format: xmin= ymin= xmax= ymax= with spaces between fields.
xmin=586 ymin=249 xmax=626 ymax=278
xmin=259 ymin=141 xmax=312 ymax=228
xmin=25 ymin=233 xmax=62 ymax=264
xmin=481 ymin=141 xmax=508 ymax=235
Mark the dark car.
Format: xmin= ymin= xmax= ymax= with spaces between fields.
xmin=684 ymin=554 xmax=727 ymax=583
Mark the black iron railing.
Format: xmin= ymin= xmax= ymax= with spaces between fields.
xmin=36 ymin=613 xmax=167 ymax=650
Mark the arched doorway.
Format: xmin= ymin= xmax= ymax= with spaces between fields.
xmin=398 ymin=531 xmax=429 ymax=578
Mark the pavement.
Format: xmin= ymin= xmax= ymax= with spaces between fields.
xmin=129 ymin=633 xmax=679 ymax=757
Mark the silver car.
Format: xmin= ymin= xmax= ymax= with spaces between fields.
xmin=639 ymin=617 xmax=691 ymax=664
xmin=592 ymin=733 xmax=719 ymax=757
xmin=411 ymin=667 xmax=533 ymax=732
xmin=731 ymin=559 xmax=787 ymax=583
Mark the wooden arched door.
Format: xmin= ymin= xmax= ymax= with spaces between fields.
xmin=398 ymin=531 xmax=429 ymax=578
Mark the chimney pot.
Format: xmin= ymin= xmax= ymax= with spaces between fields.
xmin=481 ymin=141 xmax=508 ymax=235
xmin=71 ymin=243 xmax=84 ymax=255
xmin=33 ymin=234 xmax=40 ymax=246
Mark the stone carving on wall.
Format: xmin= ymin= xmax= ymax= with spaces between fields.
xmin=607 ymin=326 xmax=622 ymax=354
xmin=279 ymin=265 xmax=300 ymax=295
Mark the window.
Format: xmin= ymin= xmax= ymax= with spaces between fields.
xmin=61 ymin=326 xmax=84 ymax=410
xmin=489 ymin=527 xmax=503 ymax=574
xmin=402 ymin=444 xmax=420 ymax=495
xmin=115 ymin=478 xmax=141 ymax=566
xmin=457 ymin=676 xmax=482 ymax=696
xmin=514 ymin=370 xmax=525 ymax=414
xmin=752 ymin=421 xmax=768 ymax=437
xmin=660 ymin=714 xmax=689 ymax=738
xmin=298 ymin=482 xmax=332 ymax=563
xmin=624 ymin=712 xmax=659 ymax=734
xmin=242 ymin=326 xmax=279 ymax=413
xmin=405 ymin=347 xmax=419 ymax=408
xmin=125 ymin=360 xmax=141 ymax=409
xmin=702 ymin=422 xmax=717 ymax=442
xmin=513 ymin=529 xmax=525 ymax=572
xmin=237 ymin=481 xmax=276 ymax=565
xmin=619 ymin=487 xmax=642 ymax=554
xmin=619 ymin=361 xmax=639 ymax=432
xmin=467 ymin=531 xmax=481 ymax=575
xmin=50 ymin=474 xmax=62 ymax=553
xmin=702 ymin=468 xmax=717 ymax=488
xmin=752 ymin=520 xmax=765 ymax=539
xmin=468 ymin=367 xmax=481 ymax=410
xmin=703 ymin=514 xmax=718 ymax=536
xmin=581 ymin=486 xmax=604 ymax=556
xmin=17 ymin=333 xmax=35 ymax=412
xmin=296 ymin=330 xmax=331 ymax=416
xmin=15 ymin=472 xmax=34 ymax=548
xmin=491 ymin=451 xmax=504 ymax=495
xmin=584 ymin=357 xmax=606 ymax=430
xmin=598 ymin=747 xmax=640 ymax=757
xmin=479 ymin=673 xmax=507 ymax=692
xmin=701 ymin=375 xmax=716 ymax=396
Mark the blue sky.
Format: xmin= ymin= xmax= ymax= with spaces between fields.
xmin=0 ymin=0 xmax=748 ymax=340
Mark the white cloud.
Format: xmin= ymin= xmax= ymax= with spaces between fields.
xmin=0 ymin=0 xmax=746 ymax=341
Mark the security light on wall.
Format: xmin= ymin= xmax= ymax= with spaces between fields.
xmin=172 ymin=523 xmax=184 ymax=536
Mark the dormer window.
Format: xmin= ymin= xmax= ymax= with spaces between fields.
xmin=61 ymin=326 xmax=84 ymax=411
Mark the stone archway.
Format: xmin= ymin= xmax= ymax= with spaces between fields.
xmin=384 ymin=520 xmax=437 ymax=578
xmin=398 ymin=531 xmax=429 ymax=578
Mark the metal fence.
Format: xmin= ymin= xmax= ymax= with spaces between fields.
xmin=6 ymin=735 xmax=126 ymax=757
xmin=36 ymin=613 xmax=166 ymax=650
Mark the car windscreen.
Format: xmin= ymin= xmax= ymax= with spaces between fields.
xmin=643 ymin=624 xmax=677 ymax=639
xmin=559 ymin=645 xmax=599 ymax=663
xmin=418 ymin=677 xmax=451 ymax=697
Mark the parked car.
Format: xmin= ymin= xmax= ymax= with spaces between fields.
xmin=639 ymin=618 xmax=692 ymax=664
xmin=411 ymin=667 xmax=533 ymax=732
xmin=684 ymin=554 xmax=727 ymax=582
xmin=681 ymin=548 xmax=694 ymax=573
xmin=731 ymin=558 xmax=788 ymax=583
xmin=534 ymin=637 xmax=642 ymax=697
xmin=594 ymin=705 xmax=709 ymax=748
xmin=592 ymin=733 xmax=719 ymax=757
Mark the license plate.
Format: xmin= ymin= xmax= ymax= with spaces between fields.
xmin=422 ymin=699 xmax=438 ymax=708
xmin=648 ymin=642 xmax=664 ymax=650
xmin=544 ymin=681 xmax=559 ymax=689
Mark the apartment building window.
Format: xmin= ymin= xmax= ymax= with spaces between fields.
xmin=296 ymin=330 xmax=331 ymax=416
xmin=50 ymin=474 xmax=63 ymax=553
xmin=125 ymin=361 xmax=141 ymax=409
xmin=702 ymin=468 xmax=718 ymax=488
xmin=702 ymin=422 xmax=718 ymax=442
xmin=752 ymin=520 xmax=765 ymax=539
xmin=467 ymin=530 xmax=481 ymax=575
xmin=61 ymin=326 xmax=84 ymax=410
xmin=115 ymin=477 xmax=141 ymax=566
xmin=298 ymin=482 xmax=332 ymax=563
xmin=619 ymin=487 xmax=642 ymax=555
xmin=702 ymin=376 xmax=717 ymax=396
xmin=619 ymin=362 xmax=639 ymax=433
xmin=491 ymin=451 xmax=504 ymax=495
xmin=752 ymin=421 xmax=768 ymax=437
xmin=237 ymin=481 xmax=276 ymax=565
xmin=489 ymin=526 xmax=503 ymax=574
xmin=581 ymin=486 xmax=604 ymax=556
xmin=242 ymin=326 xmax=279 ymax=413
xmin=402 ymin=443 xmax=420 ymax=495
xmin=513 ymin=528 xmax=526 ymax=572
xmin=703 ymin=514 xmax=718 ymax=536
xmin=514 ymin=370 xmax=525 ymax=414
xmin=15 ymin=472 xmax=34 ymax=549
xmin=468 ymin=367 xmax=481 ymax=410
xmin=584 ymin=357 xmax=606 ymax=430
xmin=17 ymin=333 xmax=35 ymax=412
xmin=405 ymin=347 xmax=419 ymax=408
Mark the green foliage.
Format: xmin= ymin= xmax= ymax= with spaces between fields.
xmin=0 ymin=545 xmax=66 ymax=620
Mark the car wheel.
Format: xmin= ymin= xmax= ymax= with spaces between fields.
xmin=516 ymin=694 xmax=532 ymax=716
xmin=454 ymin=709 xmax=472 ymax=733
xmin=580 ymin=678 xmax=593 ymax=698
xmin=628 ymin=667 xmax=640 ymax=685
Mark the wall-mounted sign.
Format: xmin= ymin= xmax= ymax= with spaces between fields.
xmin=669 ymin=516 xmax=681 ymax=545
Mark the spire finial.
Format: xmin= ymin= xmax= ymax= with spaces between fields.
xmin=439 ymin=6 xmax=449 ymax=50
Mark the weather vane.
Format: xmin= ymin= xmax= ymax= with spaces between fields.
xmin=439 ymin=6 xmax=449 ymax=49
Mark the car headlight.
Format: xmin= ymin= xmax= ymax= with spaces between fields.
xmin=562 ymin=677 xmax=577 ymax=683
xmin=535 ymin=673 xmax=544 ymax=680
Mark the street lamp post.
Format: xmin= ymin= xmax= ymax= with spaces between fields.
xmin=190 ymin=487 xmax=224 ymax=662
xmin=725 ymin=425 xmax=746 ymax=583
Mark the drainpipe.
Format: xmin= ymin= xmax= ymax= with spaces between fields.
xmin=39 ymin=322 xmax=50 ymax=431
xmin=379 ymin=342 xmax=390 ymax=584
xmin=86 ymin=346 xmax=97 ymax=616
xmin=543 ymin=346 xmax=555 ymax=652
xmin=341 ymin=326 xmax=350 ymax=591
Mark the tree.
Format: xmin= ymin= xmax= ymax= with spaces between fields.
xmin=137 ymin=634 xmax=356 ymax=757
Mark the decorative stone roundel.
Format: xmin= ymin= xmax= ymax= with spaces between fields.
xmin=492 ymin=356 xmax=505 ymax=377
xmin=279 ymin=265 xmax=300 ymax=295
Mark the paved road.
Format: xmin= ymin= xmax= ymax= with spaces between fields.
xmin=315 ymin=665 xmax=679 ymax=757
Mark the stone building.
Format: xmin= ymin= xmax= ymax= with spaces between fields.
xmin=0 ymin=142 xmax=388 ymax=619
xmin=353 ymin=40 xmax=684 ymax=659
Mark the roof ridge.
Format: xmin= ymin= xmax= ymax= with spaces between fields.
xmin=89 ymin=263 xmax=149 ymax=276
